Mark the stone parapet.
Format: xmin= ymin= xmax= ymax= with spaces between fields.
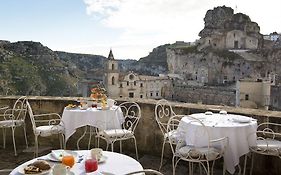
xmin=0 ymin=96 xmax=281 ymax=174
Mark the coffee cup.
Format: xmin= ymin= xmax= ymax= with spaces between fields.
xmin=91 ymin=148 xmax=103 ymax=161
xmin=53 ymin=164 xmax=68 ymax=175
xmin=107 ymin=99 xmax=115 ymax=107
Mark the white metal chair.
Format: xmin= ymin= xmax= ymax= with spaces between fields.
xmin=244 ymin=122 xmax=281 ymax=175
xmin=26 ymin=100 xmax=65 ymax=157
xmin=0 ymin=96 xmax=28 ymax=156
xmin=167 ymin=115 xmax=228 ymax=175
xmin=0 ymin=169 xmax=12 ymax=174
xmin=155 ymin=99 xmax=176 ymax=170
xmin=96 ymin=101 xmax=141 ymax=160
xmin=124 ymin=169 xmax=164 ymax=175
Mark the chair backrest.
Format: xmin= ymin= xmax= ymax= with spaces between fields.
xmin=26 ymin=100 xmax=37 ymax=133
xmin=26 ymin=100 xmax=63 ymax=138
xmin=155 ymin=99 xmax=176 ymax=136
xmin=166 ymin=115 xmax=185 ymax=154
xmin=124 ymin=169 xmax=164 ymax=175
xmin=13 ymin=96 xmax=28 ymax=120
xmin=2 ymin=96 xmax=27 ymax=122
xmin=167 ymin=115 xmax=228 ymax=161
xmin=119 ymin=101 xmax=141 ymax=132
xmin=256 ymin=122 xmax=281 ymax=139
xmin=249 ymin=122 xmax=281 ymax=155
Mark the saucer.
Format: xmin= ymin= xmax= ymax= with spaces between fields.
xmin=98 ymin=155 xmax=107 ymax=163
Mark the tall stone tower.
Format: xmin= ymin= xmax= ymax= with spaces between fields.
xmin=105 ymin=49 xmax=119 ymax=98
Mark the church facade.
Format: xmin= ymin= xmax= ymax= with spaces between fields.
xmin=104 ymin=50 xmax=172 ymax=99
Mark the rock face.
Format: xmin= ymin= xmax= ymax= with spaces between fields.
xmin=0 ymin=40 xmax=111 ymax=96
xmin=199 ymin=6 xmax=234 ymax=38
xmin=198 ymin=6 xmax=263 ymax=50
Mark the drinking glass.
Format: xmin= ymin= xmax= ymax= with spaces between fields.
xmin=62 ymin=155 xmax=75 ymax=168
xmin=85 ymin=158 xmax=98 ymax=173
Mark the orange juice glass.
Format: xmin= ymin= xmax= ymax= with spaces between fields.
xmin=62 ymin=155 xmax=75 ymax=168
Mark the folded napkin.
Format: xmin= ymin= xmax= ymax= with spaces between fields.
xmin=51 ymin=150 xmax=78 ymax=161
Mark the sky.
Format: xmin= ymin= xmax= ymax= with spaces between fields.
xmin=0 ymin=0 xmax=280 ymax=60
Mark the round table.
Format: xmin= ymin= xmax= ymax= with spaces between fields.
xmin=10 ymin=150 xmax=143 ymax=175
xmin=179 ymin=113 xmax=257 ymax=174
xmin=62 ymin=106 xmax=124 ymax=142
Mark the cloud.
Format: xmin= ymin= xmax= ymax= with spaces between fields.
xmin=82 ymin=0 xmax=281 ymax=59
xmin=83 ymin=0 xmax=215 ymax=43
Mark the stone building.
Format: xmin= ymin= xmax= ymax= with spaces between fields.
xmin=239 ymin=79 xmax=273 ymax=109
xmin=198 ymin=6 xmax=263 ymax=50
xmin=105 ymin=50 xmax=172 ymax=99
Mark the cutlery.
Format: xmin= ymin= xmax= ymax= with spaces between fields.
xmin=37 ymin=158 xmax=60 ymax=163
xmin=101 ymin=172 xmax=115 ymax=175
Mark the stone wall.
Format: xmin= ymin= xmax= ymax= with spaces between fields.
xmin=270 ymin=85 xmax=281 ymax=110
xmin=1 ymin=96 xmax=281 ymax=174
xmin=172 ymin=85 xmax=236 ymax=106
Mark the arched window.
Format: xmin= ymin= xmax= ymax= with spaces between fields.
xmin=112 ymin=76 xmax=115 ymax=85
xmin=112 ymin=64 xmax=115 ymax=70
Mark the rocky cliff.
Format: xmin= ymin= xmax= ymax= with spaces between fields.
xmin=199 ymin=6 xmax=261 ymax=38
xmin=0 ymin=41 xmax=86 ymax=96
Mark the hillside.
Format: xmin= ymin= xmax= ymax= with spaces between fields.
xmin=0 ymin=40 xmax=168 ymax=96
xmin=0 ymin=40 xmax=109 ymax=96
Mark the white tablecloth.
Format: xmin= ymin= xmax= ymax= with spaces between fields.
xmin=62 ymin=106 xmax=124 ymax=141
xmin=10 ymin=150 xmax=143 ymax=175
xmin=178 ymin=113 xmax=257 ymax=174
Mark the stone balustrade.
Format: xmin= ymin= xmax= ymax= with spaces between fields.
xmin=0 ymin=96 xmax=281 ymax=174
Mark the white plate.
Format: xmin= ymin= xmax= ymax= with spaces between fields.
xmin=232 ymin=116 xmax=251 ymax=123
xmin=49 ymin=150 xmax=78 ymax=161
xmin=219 ymin=110 xmax=227 ymax=114
xmin=50 ymin=169 xmax=75 ymax=175
xmin=205 ymin=111 xmax=213 ymax=115
xmin=18 ymin=165 xmax=51 ymax=175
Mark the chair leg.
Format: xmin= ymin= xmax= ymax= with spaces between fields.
xmin=97 ymin=137 xmax=100 ymax=148
xmin=3 ymin=128 xmax=6 ymax=148
xmin=250 ymin=153 xmax=254 ymax=175
xmin=211 ymin=160 xmax=215 ymax=175
xmin=206 ymin=161 xmax=210 ymax=175
xmin=243 ymin=154 xmax=248 ymax=175
xmin=62 ymin=134 xmax=66 ymax=149
xmin=106 ymin=142 xmax=109 ymax=151
xmin=88 ymin=126 xmax=93 ymax=150
xmin=23 ymin=124 xmax=28 ymax=148
xmin=119 ymin=140 xmax=122 ymax=153
xmin=111 ymin=142 xmax=114 ymax=152
xmin=59 ymin=135 xmax=62 ymax=149
xmin=11 ymin=127 xmax=17 ymax=156
xmin=133 ymin=137 xmax=139 ymax=160
xmin=199 ymin=163 xmax=202 ymax=174
xmin=222 ymin=161 xmax=226 ymax=175
xmin=172 ymin=156 xmax=176 ymax=175
xmin=34 ymin=136 xmax=38 ymax=157
xmin=174 ymin=157 xmax=180 ymax=175
xmin=77 ymin=126 xmax=88 ymax=150
xmin=159 ymin=140 xmax=166 ymax=170
xmin=189 ymin=162 xmax=192 ymax=175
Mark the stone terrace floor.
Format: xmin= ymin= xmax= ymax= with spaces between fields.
xmin=0 ymin=145 xmax=244 ymax=175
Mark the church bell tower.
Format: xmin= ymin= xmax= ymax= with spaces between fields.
xmin=105 ymin=49 xmax=119 ymax=98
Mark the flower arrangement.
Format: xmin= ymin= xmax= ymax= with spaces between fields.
xmin=90 ymin=86 xmax=107 ymax=103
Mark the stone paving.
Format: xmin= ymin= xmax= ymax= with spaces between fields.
xmin=0 ymin=145 xmax=231 ymax=175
